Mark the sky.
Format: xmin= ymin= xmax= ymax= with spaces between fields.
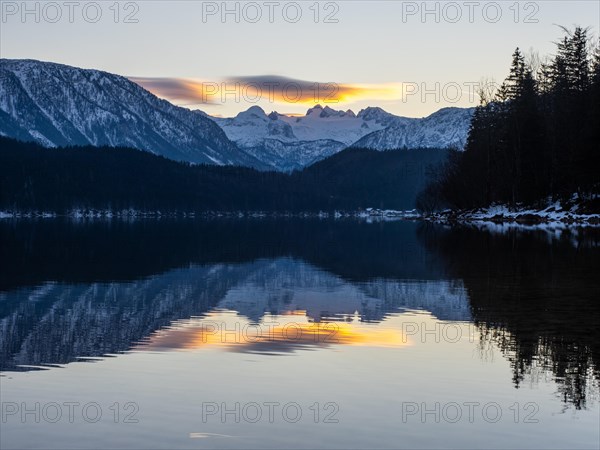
xmin=1 ymin=1 xmax=599 ymax=118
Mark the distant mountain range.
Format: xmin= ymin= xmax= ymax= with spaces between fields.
xmin=214 ymin=104 xmax=474 ymax=170
xmin=0 ymin=59 xmax=474 ymax=171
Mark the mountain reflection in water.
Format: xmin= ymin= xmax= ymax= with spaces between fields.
xmin=1 ymin=219 xmax=598 ymax=410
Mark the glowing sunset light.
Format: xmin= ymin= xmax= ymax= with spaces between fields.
xmin=134 ymin=310 xmax=410 ymax=354
xmin=129 ymin=76 xmax=406 ymax=111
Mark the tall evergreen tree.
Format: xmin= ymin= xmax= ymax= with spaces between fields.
xmin=428 ymin=26 xmax=599 ymax=211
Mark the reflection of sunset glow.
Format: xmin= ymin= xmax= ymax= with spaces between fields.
xmin=135 ymin=310 xmax=410 ymax=354
xmin=279 ymin=310 xmax=308 ymax=316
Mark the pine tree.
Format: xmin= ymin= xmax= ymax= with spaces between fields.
xmin=431 ymin=26 xmax=598 ymax=210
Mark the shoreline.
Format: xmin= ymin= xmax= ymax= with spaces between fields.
xmin=0 ymin=208 xmax=420 ymax=221
xmin=2 ymin=206 xmax=599 ymax=226
xmin=425 ymin=203 xmax=600 ymax=226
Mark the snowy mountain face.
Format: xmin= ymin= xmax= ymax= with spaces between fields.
xmin=212 ymin=104 xmax=474 ymax=171
xmin=0 ymin=59 xmax=262 ymax=167
xmin=242 ymin=138 xmax=347 ymax=172
xmin=214 ymin=104 xmax=387 ymax=148
xmin=352 ymin=107 xmax=475 ymax=150
xmin=213 ymin=104 xmax=391 ymax=171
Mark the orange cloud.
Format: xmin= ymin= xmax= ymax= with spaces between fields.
xmin=130 ymin=75 xmax=405 ymax=107
xmin=129 ymin=77 xmax=220 ymax=105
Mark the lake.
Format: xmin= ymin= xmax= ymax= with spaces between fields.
xmin=1 ymin=219 xmax=599 ymax=449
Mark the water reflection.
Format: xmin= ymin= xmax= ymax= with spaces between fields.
xmin=137 ymin=310 xmax=411 ymax=354
xmin=0 ymin=255 xmax=469 ymax=369
xmin=418 ymin=223 xmax=600 ymax=409
xmin=1 ymin=219 xmax=599 ymax=412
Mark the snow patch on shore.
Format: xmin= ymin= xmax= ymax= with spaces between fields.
xmin=429 ymin=195 xmax=600 ymax=226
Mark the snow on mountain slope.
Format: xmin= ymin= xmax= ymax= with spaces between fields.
xmin=243 ymin=138 xmax=347 ymax=172
xmin=214 ymin=104 xmax=388 ymax=148
xmin=0 ymin=59 xmax=262 ymax=167
xmin=352 ymin=107 xmax=475 ymax=150
xmin=213 ymin=104 xmax=385 ymax=171
xmin=213 ymin=105 xmax=298 ymax=148
xmin=277 ymin=105 xmax=388 ymax=144
xmin=212 ymin=104 xmax=474 ymax=171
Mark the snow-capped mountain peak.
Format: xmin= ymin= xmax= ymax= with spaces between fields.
xmin=236 ymin=105 xmax=267 ymax=119
xmin=212 ymin=103 xmax=474 ymax=171
xmin=306 ymin=104 xmax=324 ymax=116
xmin=305 ymin=104 xmax=356 ymax=119
xmin=357 ymin=106 xmax=396 ymax=123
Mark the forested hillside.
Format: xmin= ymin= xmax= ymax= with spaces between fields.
xmin=0 ymin=137 xmax=447 ymax=213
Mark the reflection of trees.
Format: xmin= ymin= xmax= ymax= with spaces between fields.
xmin=0 ymin=219 xmax=443 ymax=294
xmin=418 ymin=224 xmax=600 ymax=409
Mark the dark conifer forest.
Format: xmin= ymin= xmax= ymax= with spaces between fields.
xmin=418 ymin=27 xmax=600 ymax=211
xmin=0 ymin=136 xmax=447 ymax=213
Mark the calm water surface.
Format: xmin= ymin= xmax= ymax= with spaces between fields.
xmin=1 ymin=220 xmax=599 ymax=449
